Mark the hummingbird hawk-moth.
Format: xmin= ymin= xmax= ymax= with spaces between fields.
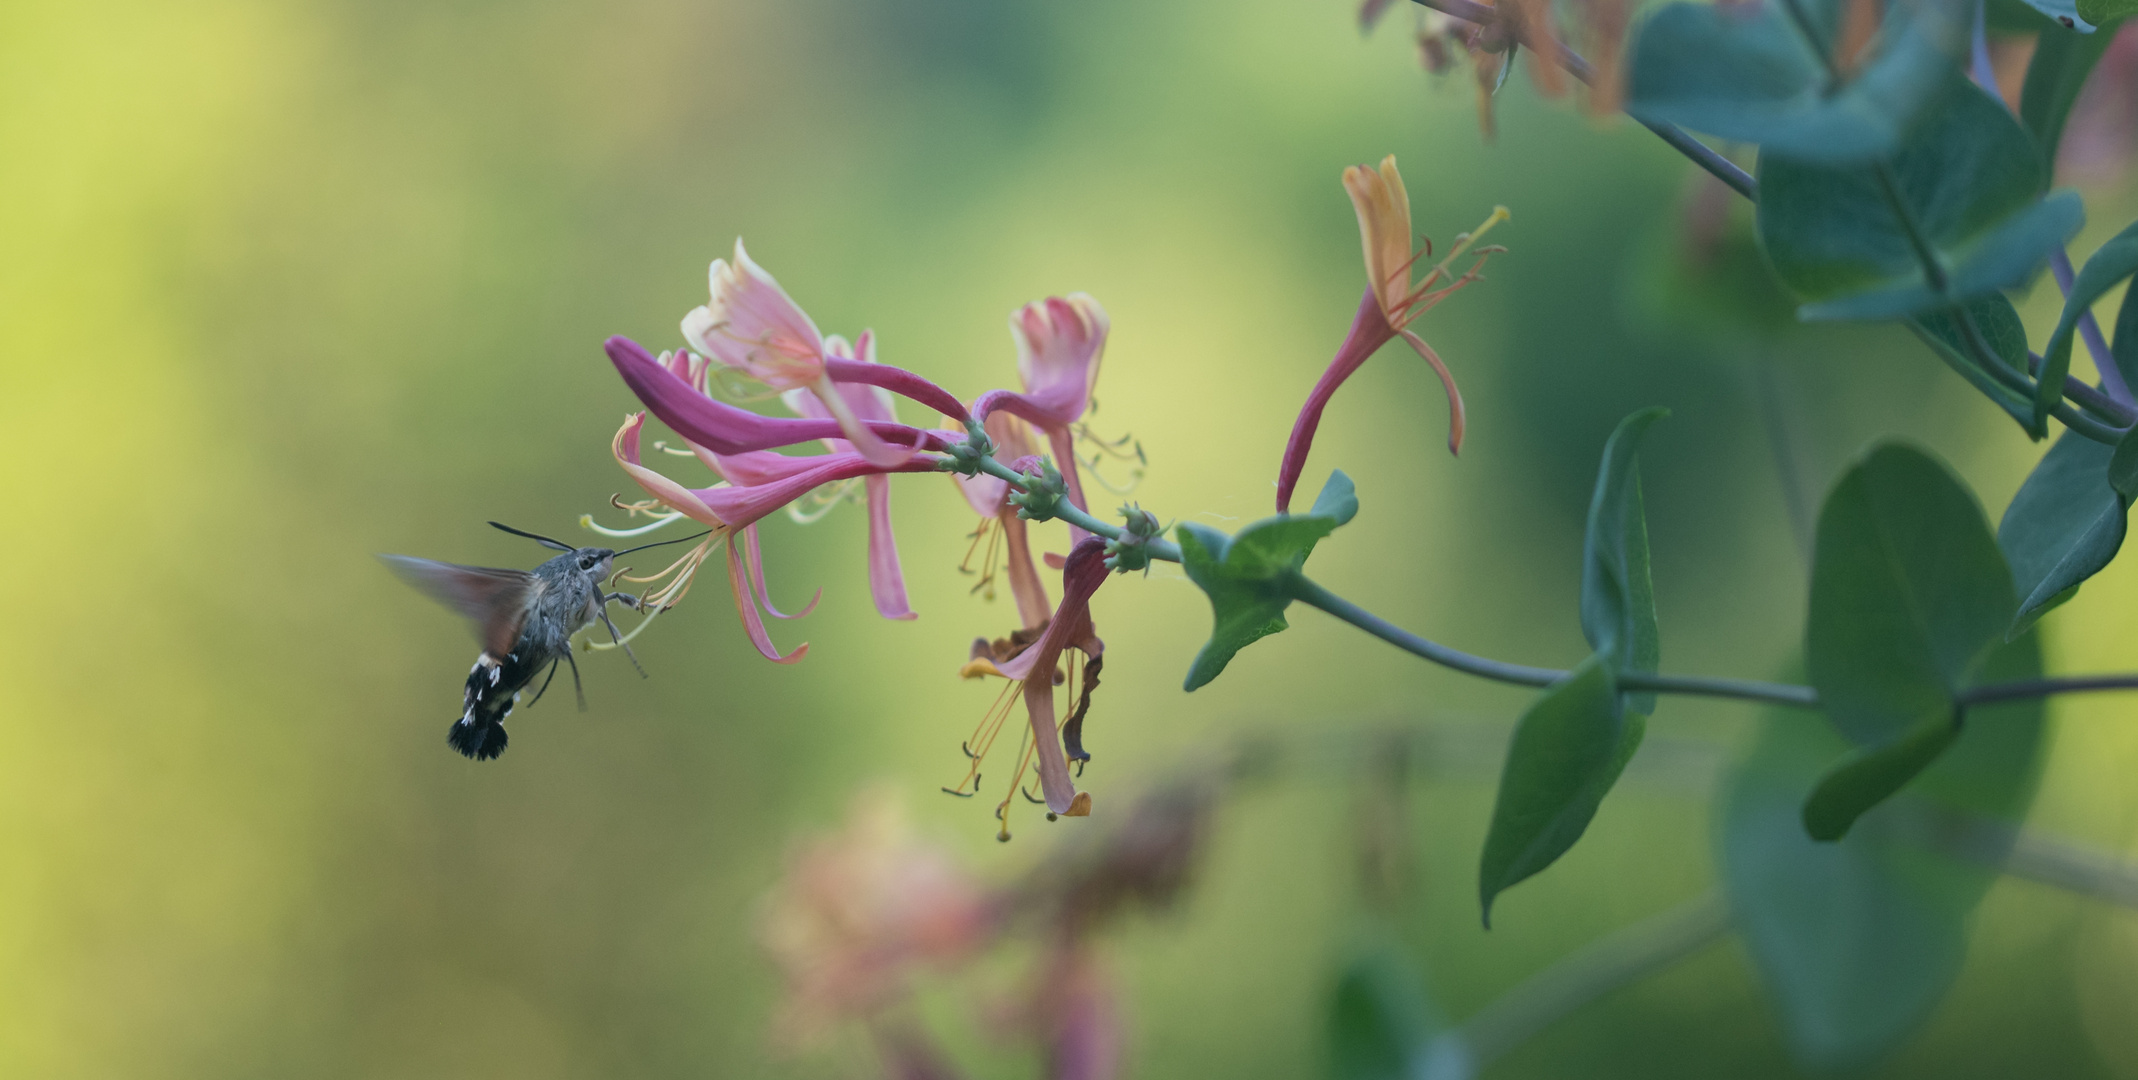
xmin=379 ymin=522 xmax=702 ymax=760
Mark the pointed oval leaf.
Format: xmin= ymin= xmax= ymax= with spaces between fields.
xmin=1908 ymin=296 xmax=2039 ymax=433
xmin=1759 ymin=75 xmax=2084 ymax=322
xmin=1807 ymin=443 xmax=2015 ymax=752
xmin=1801 ymin=710 xmax=1960 ymax=840
xmin=1581 ymin=408 xmax=1668 ymax=713
xmin=1722 ymin=638 xmax=2044 ymax=1068
xmin=1997 ymin=429 xmax=2128 ymax=635
xmin=2109 ymin=425 xmax=2138 ymax=498
xmin=1478 ymin=657 xmax=1642 ymax=926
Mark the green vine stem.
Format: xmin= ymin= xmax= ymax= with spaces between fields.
xmin=968 ymin=448 xmax=2138 ymax=711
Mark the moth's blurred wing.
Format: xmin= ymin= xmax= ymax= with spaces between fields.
xmin=378 ymin=555 xmax=533 ymax=657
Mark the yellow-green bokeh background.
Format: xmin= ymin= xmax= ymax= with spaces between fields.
xmin=9 ymin=0 xmax=2138 ymax=1076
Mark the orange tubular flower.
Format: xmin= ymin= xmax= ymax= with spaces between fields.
xmin=1273 ymin=155 xmax=1507 ymax=512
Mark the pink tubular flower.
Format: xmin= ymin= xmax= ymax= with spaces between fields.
xmin=679 ymin=240 xmax=967 ymax=466
xmin=946 ymin=538 xmax=1110 ymax=835
xmin=1273 ymin=156 xmax=1508 ymax=512
xmin=971 ymin=295 xmax=1111 ymax=543
xmin=607 ymin=336 xmax=957 ymax=456
xmin=953 ymin=410 xmax=1054 ymax=633
xmin=610 ymin=413 xmax=938 ymax=662
xmin=781 ymin=331 xmax=917 ymax=621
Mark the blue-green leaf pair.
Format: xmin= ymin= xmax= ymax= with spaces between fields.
xmin=1628 ymin=0 xmax=1964 ymax=164
xmin=1802 ymin=444 xmax=2031 ymax=839
xmin=1722 ymin=638 xmax=2043 ymax=1069
xmin=1478 ymin=409 xmax=1665 ymax=925
xmin=1758 ymin=74 xmax=2084 ymax=328
xmin=1175 ymin=471 xmax=1357 ymax=692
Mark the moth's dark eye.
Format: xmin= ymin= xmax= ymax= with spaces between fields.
xmin=578 ymin=555 xmax=596 ymax=571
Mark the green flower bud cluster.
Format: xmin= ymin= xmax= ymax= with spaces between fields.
xmin=1008 ymin=457 xmax=1068 ymax=521
xmin=1106 ymin=503 xmax=1166 ymax=573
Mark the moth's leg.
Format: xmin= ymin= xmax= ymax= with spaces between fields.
xmin=563 ymin=647 xmax=587 ymax=711
xmin=603 ymin=591 xmax=643 ymax=612
xmin=598 ymin=605 xmax=647 ymax=678
xmin=525 ymin=658 xmax=561 ymax=709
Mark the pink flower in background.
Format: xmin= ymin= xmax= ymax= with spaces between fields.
xmin=758 ymin=790 xmax=1001 ymax=1047
xmin=780 ymin=331 xmax=917 ymax=621
xmin=1274 ymin=155 xmax=1506 ymax=512
xmin=972 ymin=295 xmax=1111 ymax=543
xmin=2059 ymin=23 xmax=2138 ymax=189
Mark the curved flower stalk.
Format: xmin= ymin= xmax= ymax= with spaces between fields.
xmin=681 ymin=239 xmax=966 ymax=465
xmin=971 ymin=295 xmax=1112 ymax=543
xmin=779 ymin=331 xmax=917 ymax=621
xmin=948 ymin=538 xmax=1111 ymax=835
xmin=1274 ymin=155 xmax=1508 ymax=512
xmin=610 ymin=413 xmax=939 ymax=662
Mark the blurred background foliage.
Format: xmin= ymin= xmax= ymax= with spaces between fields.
xmin=7 ymin=0 xmax=2138 ymax=1076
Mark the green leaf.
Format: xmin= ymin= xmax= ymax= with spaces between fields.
xmin=1478 ymin=657 xmax=1643 ymax=926
xmin=1998 ymin=429 xmax=2128 ymax=635
xmin=1311 ymin=469 xmax=1360 ymax=527
xmin=2110 ymin=425 xmax=2138 ymax=498
xmin=2040 ymin=218 xmax=2138 ymax=428
xmin=1627 ymin=0 xmax=1962 ymax=164
xmin=1801 ymin=709 xmax=1960 ymax=840
xmin=1758 ymin=74 xmax=2085 ymax=322
xmin=1179 ymin=474 xmax=1361 ymax=690
xmin=1722 ymin=639 xmax=2045 ymax=1068
xmin=1327 ymin=947 xmax=1446 ymax=1080
xmin=1907 ymin=296 xmax=2039 ymax=433
xmin=2080 ymin=0 xmax=2134 ymax=26
xmin=1806 ymin=444 xmax=2014 ymax=823
xmin=2020 ymin=21 xmax=2121 ymax=171
xmin=1580 ymin=408 xmax=1667 ymax=713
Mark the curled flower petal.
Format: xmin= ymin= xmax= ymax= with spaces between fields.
xmin=1006 ymin=539 xmax=1110 ymax=815
xmin=684 ymin=239 xmax=827 ymax=391
xmin=614 ymin=413 xmax=727 ymax=527
xmin=864 ymin=475 xmax=916 ymax=621
xmin=727 ymin=539 xmax=808 ymax=663
xmin=744 ymin=524 xmax=822 ymax=620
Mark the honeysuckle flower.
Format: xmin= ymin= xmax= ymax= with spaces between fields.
xmin=679 ymin=241 xmax=968 ymax=467
xmin=971 ymin=295 xmax=1111 ymax=543
xmin=608 ymin=336 xmax=958 ymax=456
xmin=946 ymin=538 xmax=1110 ymax=836
xmin=757 ymin=789 xmax=1000 ymax=1047
xmin=952 ymin=410 xmax=1054 ymax=633
xmin=610 ymin=413 xmax=938 ymax=661
xmin=777 ymin=331 xmax=917 ymax=621
xmin=1274 ymin=155 xmax=1506 ymax=512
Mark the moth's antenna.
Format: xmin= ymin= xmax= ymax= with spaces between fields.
xmin=489 ymin=521 xmax=575 ymax=551
xmin=614 ymin=529 xmax=714 ymax=557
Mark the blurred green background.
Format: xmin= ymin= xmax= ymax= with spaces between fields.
xmin=8 ymin=0 xmax=2138 ymax=1076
